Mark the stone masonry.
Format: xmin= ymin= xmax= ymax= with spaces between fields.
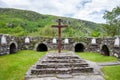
xmin=0 ymin=34 xmax=120 ymax=58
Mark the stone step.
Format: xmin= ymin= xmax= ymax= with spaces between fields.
xmin=31 ymin=68 xmax=56 ymax=75
xmin=36 ymin=63 xmax=88 ymax=69
xmin=47 ymin=56 xmax=80 ymax=59
xmin=25 ymin=52 xmax=95 ymax=80
xmin=31 ymin=68 xmax=71 ymax=75
xmin=41 ymin=59 xmax=86 ymax=63
xmin=72 ymin=67 xmax=93 ymax=73
xmin=57 ymin=74 xmax=73 ymax=78
xmin=31 ymin=67 xmax=93 ymax=75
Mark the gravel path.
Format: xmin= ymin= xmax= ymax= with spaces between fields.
xmin=97 ymin=61 xmax=120 ymax=66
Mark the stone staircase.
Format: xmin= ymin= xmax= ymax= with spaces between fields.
xmin=25 ymin=52 xmax=94 ymax=79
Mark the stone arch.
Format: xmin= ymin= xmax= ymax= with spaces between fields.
xmin=101 ymin=45 xmax=110 ymax=56
xmin=35 ymin=42 xmax=48 ymax=52
xmin=74 ymin=43 xmax=85 ymax=52
xmin=9 ymin=41 xmax=18 ymax=54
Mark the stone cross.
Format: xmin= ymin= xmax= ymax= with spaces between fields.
xmin=52 ymin=19 xmax=67 ymax=53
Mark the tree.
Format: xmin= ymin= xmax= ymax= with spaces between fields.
xmin=103 ymin=6 xmax=120 ymax=36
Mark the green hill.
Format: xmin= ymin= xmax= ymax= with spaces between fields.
xmin=0 ymin=8 xmax=103 ymax=37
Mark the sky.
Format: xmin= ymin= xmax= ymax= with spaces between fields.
xmin=0 ymin=0 xmax=120 ymax=23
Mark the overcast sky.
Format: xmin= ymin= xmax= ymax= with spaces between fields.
xmin=0 ymin=0 xmax=120 ymax=23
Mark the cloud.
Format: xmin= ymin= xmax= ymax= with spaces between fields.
xmin=0 ymin=0 xmax=8 ymax=7
xmin=73 ymin=0 xmax=120 ymax=23
xmin=0 ymin=0 xmax=120 ymax=23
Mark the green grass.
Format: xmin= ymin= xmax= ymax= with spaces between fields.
xmin=0 ymin=50 xmax=46 ymax=80
xmin=76 ymin=52 xmax=118 ymax=62
xmin=0 ymin=51 xmax=119 ymax=80
xmin=102 ymin=65 xmax=120 ymax=80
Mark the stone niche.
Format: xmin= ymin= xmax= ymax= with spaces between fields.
xmin=0 ymin=35 xmax=9 ymax=55
xmin=1 ymin=35 xmax=7 ymax=45
xmin=112 ymin=37 xmax=120 ymax=58
xmin=112 ymin=47 xmax=120 ymax=58
xmin=25 ymin=37 xmax=30 ymax=44
xmin=24 ymin=37 xmax=31 ymax=50
xmin=52 ymin=38 xmax=57 ymax=44
xmin=87 ymin=38 xmax=100 ymax=53
xmin=114 ymin=37 xmax=119 ymax=47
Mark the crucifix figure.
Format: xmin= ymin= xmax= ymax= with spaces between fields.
xmin=52 ymin=19 xmax=68 ymax=53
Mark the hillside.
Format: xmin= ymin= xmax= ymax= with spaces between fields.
xmin=0 ymin=8 xmax=103 ymax=37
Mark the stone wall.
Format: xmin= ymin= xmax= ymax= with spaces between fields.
xmin=87 ymin=37 xmax=120 ymax=58
xmin=0 ymin=34 xmax=120 ymax=58
xmin=18 ymin=37 xmax=75 ymax=51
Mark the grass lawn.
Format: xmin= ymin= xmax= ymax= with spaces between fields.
xmin=0 ymin=51 xmax=119 ymax=80
xmin=76 ymin=52 xmax=118 ymax=62
xmin=0 ymin=50 xmax=46 ymax=80
xmin=102 ymin=65 xmax=120 ymax=80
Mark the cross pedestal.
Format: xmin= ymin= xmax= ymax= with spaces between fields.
xmin=52 ymin=19 xmax=67 ymax=53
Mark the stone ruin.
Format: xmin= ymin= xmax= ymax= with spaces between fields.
xmin=0 ymin=34 xmax=119 ymax=80
xmin=0 ymin=34 xmax=120 ymax=58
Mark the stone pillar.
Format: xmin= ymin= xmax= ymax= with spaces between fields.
xmin=87 ymin=38 xmax=100 ymax=53
xmin=0 ymin=35 xmax=9 ymax=55
xmin=112 ymin=37 xmax=120 ymax=58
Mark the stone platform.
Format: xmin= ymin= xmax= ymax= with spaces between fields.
xmin=25 ymin=51 xmax=104 ymax=80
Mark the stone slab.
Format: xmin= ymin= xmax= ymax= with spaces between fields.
xmin=28 ymin=75 xmax=104 ymax=80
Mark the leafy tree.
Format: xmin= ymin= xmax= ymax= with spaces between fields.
xmin=103 ymin=6 xmax=120 ymax=36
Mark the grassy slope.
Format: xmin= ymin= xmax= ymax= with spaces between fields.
xmin=76 ymin=52 xmax=118 ymax=62
xmin=0 ymin=50 xmax=46 ymax=80
xmin=0 ymin=8 xmax=102 ymax=37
